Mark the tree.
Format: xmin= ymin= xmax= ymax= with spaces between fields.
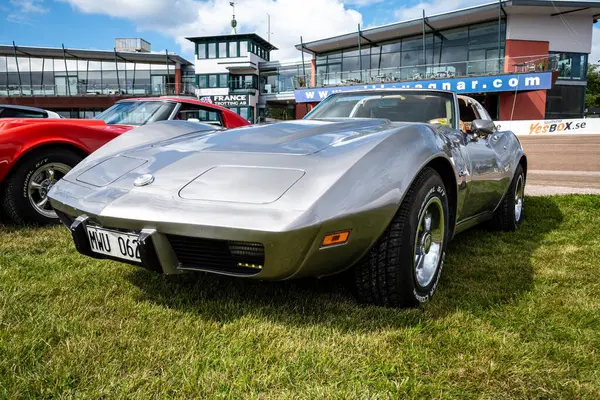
xmin=586 ymin=63 xmax=600 ymax=109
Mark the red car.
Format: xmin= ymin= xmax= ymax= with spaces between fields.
xmin=0 ymin=97 xmax=250 ymax=225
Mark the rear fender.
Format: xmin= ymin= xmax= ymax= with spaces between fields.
xmin=0 ymin=123 xmax=104 ymax=183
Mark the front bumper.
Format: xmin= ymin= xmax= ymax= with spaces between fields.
xmin=50 ymin=180 xmax=387 ymax=280
xmin=66 ymin=214 xmax=164 ymax=274
xmin=56 ymin=209 xmax=322 ymax=279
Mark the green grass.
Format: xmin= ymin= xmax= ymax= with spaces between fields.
xmin=1 ymin=196 xmax=599 ymax=399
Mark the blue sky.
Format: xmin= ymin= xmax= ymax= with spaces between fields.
xmin=1 ymin=0 xmax=599 ymax=62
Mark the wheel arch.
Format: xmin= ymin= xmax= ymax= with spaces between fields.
xmin=518 ymin=154 xmax=528 ymax=179
xmin=1 ymin=141 xmax=88 ymax=185
xmin=422 ymin=157 xmax=458 ymax=237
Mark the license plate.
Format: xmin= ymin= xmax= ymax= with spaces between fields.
xmin=85 ymin=226 xmax=141 ymax=262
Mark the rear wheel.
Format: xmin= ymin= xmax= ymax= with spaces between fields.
xmin=2 ymin=148 xmax=82 ymax=225
xmin=352 ymin=167 xmax=450 ymax=308
xmin=492 ymin=164 xmax=525 ymax=231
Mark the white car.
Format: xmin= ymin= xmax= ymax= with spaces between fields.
xmin=0 ymin=105 xmax=62 ymax=119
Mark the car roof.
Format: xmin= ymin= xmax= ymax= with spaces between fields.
xmin=0 ymin=104 xmax=49 ymax=113
xmin=116 ymin=96 xmax=238 ymax=114
xmin=334 ymin=88 xmax=456 ymax=95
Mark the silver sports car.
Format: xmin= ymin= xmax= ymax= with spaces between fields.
xmin=48 ymin=89 xmax=527 ymax=308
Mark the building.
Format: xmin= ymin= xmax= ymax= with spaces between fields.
xmin=0 ymin=39 xmax=194 ymax=118
xmin=258 ymin=0 xmax=600 ymax=121
xmin=2 ymin=1 xmax=598 ymax=122
xmin=187 ymin=33 xmax=277 ymax=123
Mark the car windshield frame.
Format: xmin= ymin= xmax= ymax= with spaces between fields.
xmin=304 ymin=90 xmax=457 ymax=129
xmin=94 ymin=101 xmax=177 ymax=126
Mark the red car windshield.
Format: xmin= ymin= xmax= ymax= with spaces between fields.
xmin=95 ymin=101 xmax=176 ymax=125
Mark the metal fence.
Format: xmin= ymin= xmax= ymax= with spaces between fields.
xmin=291 ymin=54 xmax=560 ymax=90
xmin=0 ymin=83 xmax=198 ymax=97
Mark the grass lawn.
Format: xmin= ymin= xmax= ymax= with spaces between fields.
xmin=1 ymin=195 xmax=599 ymax=399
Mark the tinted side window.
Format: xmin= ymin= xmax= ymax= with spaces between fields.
xmin=175 ymin=104 xmax=223 ymax=126
xmin=0 ymin=108 xmax=47 ymax=118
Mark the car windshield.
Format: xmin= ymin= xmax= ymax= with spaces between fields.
xmin=304 ymin=91 xmax=455 ymax=127
xmin=95 ymin=101 xmax=177 ymax=125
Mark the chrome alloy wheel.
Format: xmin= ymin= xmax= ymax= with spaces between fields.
xmin=514 ymin=174 xmax=524 ymax=223
xmin=27 ymin=162 xmax=71 ymax=219
xmin=413 ymin=197 xmax=445 ymax=288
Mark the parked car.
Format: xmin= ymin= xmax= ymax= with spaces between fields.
xmin=0 ymin=104 xmax=62 ymax=119
xmin=48 ymin=89 xmax=527 ymax=308
xmin=0 ymin=97 xmax=250 ymax=225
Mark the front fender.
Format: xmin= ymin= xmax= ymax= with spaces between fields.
xmin=290 ymin=124 xmax=460 ymax=277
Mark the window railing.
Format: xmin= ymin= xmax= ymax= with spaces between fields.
xmin=0 ymin=83 xmax=198 ymax=97
xmin=276 ymin=54 xmax=560 ymax=91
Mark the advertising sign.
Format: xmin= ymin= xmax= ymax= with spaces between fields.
xmin=495 ymin=118 xmax=600 ymax=136
xmin=294 ymin=72 xmax=553 ymax=103
xmin=198 ymin=94 xmax=249 ymax=107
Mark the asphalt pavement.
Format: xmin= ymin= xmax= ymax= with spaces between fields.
xmin=519 ymin=134 xmax=600 ymax=196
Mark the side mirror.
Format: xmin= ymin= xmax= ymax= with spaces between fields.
xmin=471 ymin=119 xmax=495 ymax=136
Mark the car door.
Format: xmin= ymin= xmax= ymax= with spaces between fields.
xmin=459 ymin=97 xmax=507 ymax=217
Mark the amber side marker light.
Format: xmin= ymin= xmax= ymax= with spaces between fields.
xmin=322 ymin=231 xmax=350 ymax=247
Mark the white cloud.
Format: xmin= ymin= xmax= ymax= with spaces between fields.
xmin=394 ymin=0 xmax=486 ymax=21
xmin=7 ymin=0 xmax=48 ymax=24
xmin=10 ymin=0 xmax=48 ymax=14
xmin=345 ymin=0 xmax=385 ymax=6
xmin=61 ymin=0 xmax=363 ymax=59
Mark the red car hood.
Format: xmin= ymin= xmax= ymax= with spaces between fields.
xmin=0 ymin=118 xmax=133 ymax=134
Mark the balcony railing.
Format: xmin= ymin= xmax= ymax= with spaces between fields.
xmin=0 ymin=83 xmax=198 ymax=97
xmin=286 ymin=54 xmax=560 ymax=90
xmin=229 ymin=81 xmax=258 ymax=91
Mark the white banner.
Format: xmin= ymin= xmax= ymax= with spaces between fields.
xmin=495 ymin=118 xmax=600 ymax=136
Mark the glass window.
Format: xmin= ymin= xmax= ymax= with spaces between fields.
xmin=238 ymin=107 xmax=250 ymax=121
xmin=208 ymin=43 xmax=216 ymax=58
xmin=209 ymin=74 xmax=217 ymax=88
xmin=219 ymin=73 xmax=228 ymax=88
xmin=342 ymin=56 xmax=360 ymax=72
xmin=328 ymin=51 xmax=343 ymax=60
xmin=402 ymin=36 xmax=423 ymax=51
xmin=545 ymin=85 xmax=585 ymax=118
xmin=0 ymin=108 xmax=47 ymax=118
xmin=306 ymin=91 xmax=455 ymax=126
xmin=219 ymin=42 xmax=228 ymax=58
xmin=197 ymin=75 xmax=207 ymax=88
xmin=240 ymin=41 xmax=248 ymax=56
xmin=17 ymin=57 xmax=30 ymax=72
xmin=95 ymin=101 xmax=177 ymax=125
xmin=229 ymin=42 xmax=238 ymax=57
xmin=380 ymin=52 xmax=400 ymax=69
xmin=552 ymin=52 xmax=588 ymax=80
xmin=380 ymin=41 xmax=401 ymax=53
xmin=198 ymin=43 xmax=206 ymax=59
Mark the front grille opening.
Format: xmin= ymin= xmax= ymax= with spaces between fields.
xmin=166 ymin=235 xmax=265 ymax=276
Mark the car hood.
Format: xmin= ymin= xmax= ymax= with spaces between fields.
xmin=61 ymin=118 xmax=402 ymax=204
xmin=146 ymin=118 xmax=394 ymax=156
xmin=0 ymin=118 xmax=133 ymax=135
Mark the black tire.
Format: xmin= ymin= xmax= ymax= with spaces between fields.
xmin=491 ymin=164 xmax=525 ymax=232
xmin=2 ymin=148 xmax=83 ymax=225
xmin=352 ymin=167 xmax=450 ymax=308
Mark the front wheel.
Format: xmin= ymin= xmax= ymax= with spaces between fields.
xmin=352 ymin=167 xmax=450 ymax=308
xmin=2 ymin=148 xmax=83 ymax=225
